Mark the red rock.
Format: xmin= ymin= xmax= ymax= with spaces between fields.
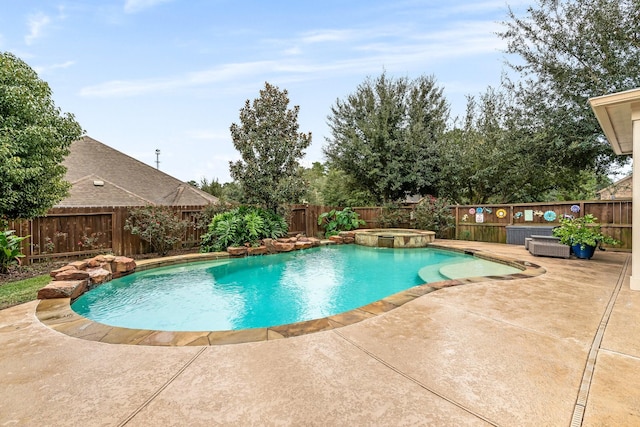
xmin=339 ymin=231 xmax=356 ymax=239
xmin=37 ymin=280 xmax=88 ymax=300
xmin=93 ymin=255 xmax=109 ymax=263
xmin=343 ymin=237 xmax=355 ymax=244
xmin=295 ymin=241 xmax=314 ymax=250
xmin=54 ymin=269 xmax=90 ymax=281
xmin=101 ymin=262 xmax=113 ymax=273
xmin=49 ymin=265 xmax=77 ymax=278
xmin=227 ymin=246 xmax=248 ymax=256
xmin=86 ymin=258 xmax=102 ymax=268
xmin=273 ymin=241 xmax=294 ymax=252
xmin=87 ymin=267 xmax=112 ymax=285
xmin=329 ymin=235 xmax=344 ymax=244
xmin=112 ymin=256 xmax=136 ymax=273
xmin=248 ymin=246 xmax=268 ymax=256
xmin=262 ymin=239 xmax=278 ymax=254
xmin=307 ymin=237 xmax=321 ymax=247
xmin=69 ymin=260 xmax=89 ymax=270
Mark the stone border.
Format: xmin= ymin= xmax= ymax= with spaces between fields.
xmin=35 ymin=242 xmax=546 ymax=346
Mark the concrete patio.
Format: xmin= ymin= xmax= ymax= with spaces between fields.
xmin=1 ymin=240 xmax=638 ymax=426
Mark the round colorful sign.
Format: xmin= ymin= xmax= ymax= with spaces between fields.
xmin=496 ymin=208 xmax=507 ymax=218
xmin=469 ymin=208 xmax=476 ymax=214
xmin=543 ymin=210 xmax=557 ymax=221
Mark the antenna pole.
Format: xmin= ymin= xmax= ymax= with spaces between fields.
xmin=155 ymin=149 xmax=161 ymax=170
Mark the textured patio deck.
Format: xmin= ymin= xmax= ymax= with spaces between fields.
xmin=1 ymin=240 xmax=638 ymax=426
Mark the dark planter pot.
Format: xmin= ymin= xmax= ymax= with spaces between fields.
xmin=572 ymin=243 xmax=596 ymax=259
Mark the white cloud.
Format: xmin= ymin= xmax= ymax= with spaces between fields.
xmin=33 ymin=60 xmax=76 ymax=75
xmin=79 ymin=19 xmax=507 ymax=99
xmin=124 ymin=0 xmax=174 ymax=14
xmin=80 ymin=61 xmax=275 ymax=97
xmin=25 ymin=12 xmax=51 ymax=45
xmin=300 ymin=29 xmax=357 ymax=44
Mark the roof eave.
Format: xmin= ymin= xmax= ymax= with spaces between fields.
xmin=589 ymin=87 xmax=640 ymax=155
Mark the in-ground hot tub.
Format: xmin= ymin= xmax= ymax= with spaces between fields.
xmin=354 ymin=228 xmax=435 ymax=248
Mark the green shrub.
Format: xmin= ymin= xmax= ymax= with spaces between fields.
xmin=317 ymin=207 xmax=365 ymax=238
xmin=376 ymin=203 xmax=411 ymax=228
xmin=195 ymin=202 xmax=237 ymax=231
xmin=553 ymin=214 xmax=620 ymax=250
xmin=413 ymin=196 xmax=454 ymax=238
xmin=124 ymin=206 xmax=189 ymax=256
xmin=200 ymin=206 xmax=288 ymax=252
xmin=0 ymin=230 xmax=29 ymax=274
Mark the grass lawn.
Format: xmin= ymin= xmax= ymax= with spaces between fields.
xmin=0 ymin=275 xmax=50 ymax=310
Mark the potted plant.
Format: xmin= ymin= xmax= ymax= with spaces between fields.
xmin=552 ymin=214 xmax=619 ymax=259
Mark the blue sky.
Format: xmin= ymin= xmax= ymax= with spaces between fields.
xmin=1 ymin=0 xmax=528 ymax=183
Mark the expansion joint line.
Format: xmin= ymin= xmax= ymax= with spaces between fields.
xmin=570 ymin=254 xmax=630 ymax=427
xmin=333 ymin=330 xmax=498 ymax=426
xmin=118 ymin=346 xmax=208 ymax=426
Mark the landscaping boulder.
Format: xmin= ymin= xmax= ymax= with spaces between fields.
xmin=49 ymin=265 xmax=77 ymax=278
xmin=262 ymin=238 xmax=278 ymax=254
xmin=53 ymin=269 xmax=90 ymax=282
xmin=294 ymin=241 xmax=314 ymax=250
xmin=87 ymin=267 xmax=112 ymax=286
xmin=37 ymin=280 xmax=88 ymax=300
xmin=329 ymin=235 xmax=344 ymax=244
xmin=273 ymin=241 xmax=295 ymax=252
xmin=248 ymin=246 xmax=268 ymax=256
xmin=227 ymin=246 xmax=248 ymax=256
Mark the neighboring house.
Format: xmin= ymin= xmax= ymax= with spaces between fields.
xmin=597 ymin=175 xmax=632 ymax=200
xmin=56 ymin=136 xmax=219 ymax=207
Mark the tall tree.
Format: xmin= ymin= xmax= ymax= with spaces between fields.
xmin=229 ymin=82 xmax=311 ymax=213
xmin=324 ymin=72 xmax=449 ymax=203
xmin=197 ymin=177 xmax=224 ymax=198
xmin=498 ymin=0 xmax=640 ymax=176
xmin=0 ymin=52 xmax=83 ymax=221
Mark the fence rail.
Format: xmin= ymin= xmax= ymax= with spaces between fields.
xmin=9 ymin=205 xmax=207 ymax=261
xmin=8 ymin=199 xmax=632 ymax=262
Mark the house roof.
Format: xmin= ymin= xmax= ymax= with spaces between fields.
xmin=56 ymin=136 xmax=219 ymax=207
xmin=597 ymin=174 xmax=632 ymax=196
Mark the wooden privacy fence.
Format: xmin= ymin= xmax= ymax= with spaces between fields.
xmin=450 ymin=200 xmax=632 ymax=250
xmin=290 ymin=200 xmax=633 ymax=250
xmin=9 ymin=205 xmax=208 ymax=261
xmin=8 ymin=199 xmax=632 ymax=262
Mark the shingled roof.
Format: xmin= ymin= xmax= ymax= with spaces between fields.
xmin=56 ymin=136 xmax=219 ymax=207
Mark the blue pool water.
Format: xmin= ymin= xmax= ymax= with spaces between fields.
xmin=71 ymin=245 xmax=519 ymax=331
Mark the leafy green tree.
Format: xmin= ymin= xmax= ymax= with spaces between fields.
xmin=498 ymin=0 xmax=639 ymax=177
xmin=0 ymin=52 xmax=83 ymax=220
xmin=324 ymin=72 xmax=449 ymax=204
xmin=197 ymin=177 xmax=224 ymax=198
xmin=229 ymin=82 xmax=312 ymax=213
xmin=220 ymin=181 xmax=244 ymax=202
xmin=301 ymin=162 xmax=327 ymax=205
xmin=321 ymin=168 xmax=376 ymax=207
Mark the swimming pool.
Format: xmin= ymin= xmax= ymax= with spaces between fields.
xmin=71 ymin=245 xmax=520 ymax=332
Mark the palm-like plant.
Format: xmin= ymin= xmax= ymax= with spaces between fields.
xmin=0 ymin=230 xmax=29 ymax=274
